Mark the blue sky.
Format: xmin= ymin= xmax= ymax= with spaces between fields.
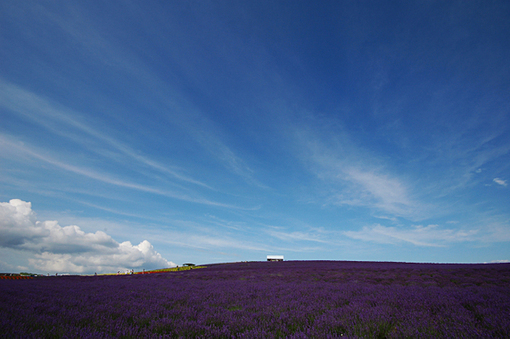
xmin=1 ymin=1 xmax=509 ymax=273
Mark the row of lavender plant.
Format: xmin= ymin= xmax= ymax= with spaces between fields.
xmin=1 ymin=261 xmax=509 ymax=338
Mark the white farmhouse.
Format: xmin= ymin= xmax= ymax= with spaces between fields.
xmin=267 ymin=255 xmax=284 ymax=262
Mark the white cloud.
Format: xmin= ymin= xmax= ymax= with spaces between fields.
xmin=374 ymin=215 xmax=398 ymax=222
xmin=291 ymin=124 xmax=429 ymax=221
xmin=159 ymin=230 xmax=273 ymax=253
xmin=344 ymin=223 xmax=479 ymax=247
xmin=493 ymin=178 xmax=507 ymax=186
xmin=0 ymin=199 xmax=175 ymax=273
xmin=265 ymin=228 xmax=329 ymax=243
xmin=0 ymin=79 xmax=211 ymax=189
xmin=477 ymin=222 xmax=510 ymax=243
xmin=343 ymin=168 xmax=418 ymax=217
xmin=0 ymin=135 xmax=248 ymax=209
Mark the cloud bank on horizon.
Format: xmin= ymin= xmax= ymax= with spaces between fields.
xmin=0 ymin=199 xmax=174 ymax=273
xmin=0 ymin=1 xmax=509 ymax=271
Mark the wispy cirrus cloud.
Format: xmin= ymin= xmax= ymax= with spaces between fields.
xmin=1 ymin=2 xmax=262 ymax=189
xmin=265 ymin=228 xmax=330 ymax=244
xmin=1 ymin=77 xmax=261 ymax=190
xmin=2 ymin=2 xmax=264 ymax=189
xmin=0 ymin=79 xmax=212 ymax=189
xmin=152 ymin=227 xmax=273 ymax=253
xmin=340 ymin=168 xmax=420 ymax=218
xmin=0 ymin=135 xmax=248 ymax=209
xmin=291 ymin=124 xmax=426 ymax=220
xmin=184 ymin=117 xmax=265 ymax=188
xmin=344 ymin=224 xmax=479 ymax=247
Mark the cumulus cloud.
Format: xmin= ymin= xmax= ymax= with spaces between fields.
xmin=493 ymin=178 xmax=507 ymax=186
xmin=0 ymin=199 xmax=175 ymax=273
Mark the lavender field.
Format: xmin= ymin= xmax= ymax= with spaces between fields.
xmin=1 ymin=261 xmax=510 ymax=338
